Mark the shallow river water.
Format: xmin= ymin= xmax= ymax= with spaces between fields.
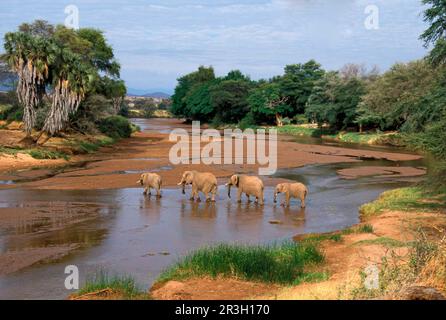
xmin=0 ymin=119 xmax=426 ymax=299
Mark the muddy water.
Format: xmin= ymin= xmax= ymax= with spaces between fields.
xmin=0 ymin=119 xmax=426 ymax=299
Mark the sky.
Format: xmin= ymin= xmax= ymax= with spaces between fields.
xmin=0 ymin=0 xmax=429 ymax=94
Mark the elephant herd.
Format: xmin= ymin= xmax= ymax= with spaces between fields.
xmin=137 ymin=170 xmax=308 ymax=208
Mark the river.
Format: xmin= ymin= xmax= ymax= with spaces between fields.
xmin=0 ymin=119 xmax=427 ymax=299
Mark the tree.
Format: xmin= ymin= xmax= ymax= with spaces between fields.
xmin=98 ymin=77 xmax=127 ymax=113
xmin=3 ymin=20 xmax=124 ymax=139
xmin=210 ymin=79 xmax=252 ymax=123
xmin=184 ymin=81 xmax=216 ymax=121
xmin=359 ymin=60 xmax=437 ymax=131
xmin=280 ymin=60 xmax=325 ymax=114
xmin=2 ymin=32 xmax=56 ymax=137
xmin=42 ymin=50 xmax=94 ymax=135
xmin=421 ymin=0 xmax=446 ymax=66
xmin=305 ymin=71 xmax=366 ymax=130
xmin=248 ymin=81 xmax=289 ymax=126
xmin=171 ymin=66 xmax=215 ymax=119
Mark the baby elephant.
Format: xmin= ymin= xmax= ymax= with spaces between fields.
xmin=226 ymin=174 xmax=264 ymax=205
xmin=178 ymin=171 xmax=218 ymax=202
xmin=137 ymin=173 xmax=162 ymax=198
xmin=274 ymin=182 xmax=308 ymax=208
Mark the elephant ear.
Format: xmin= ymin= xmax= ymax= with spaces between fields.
xmin=185 ymin=172 xmax=193 ymax=184
xmin=232 ymin=175 xmax=239 ymax=187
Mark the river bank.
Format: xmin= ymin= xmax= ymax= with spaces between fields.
xmin=147 ymin=187 xmax=446 ymax=300
xmin=0 ymin=118 xmax=439 ymax=300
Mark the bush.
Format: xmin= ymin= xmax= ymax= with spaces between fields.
xmin=98 ymin=115 xmax=132 ymax=139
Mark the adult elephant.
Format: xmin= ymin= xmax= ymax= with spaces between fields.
xmin=226 ymin=174 xmax=264 ymax=205
xmin=177 ymin=171 xmax=218 ymax=202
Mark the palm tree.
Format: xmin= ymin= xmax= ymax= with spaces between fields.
xmin=3 ymin=32 xmax=54 ymax=138
xmin=42 ymin=49 xmax=93 ymax=135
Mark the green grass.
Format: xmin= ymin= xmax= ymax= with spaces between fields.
xmin=359 ymin=187 xmax=446 ymax=217
xmin=342 ymin=224 xmax=374 ymax=235
xmin=325 ymin=132 xmax=384 ymax=144
xmin=354 ymin=237 xmax=407 ymax=248
xmin=78 ymin=270 xmax=150 ymax=299
xmin=304 ymin=233 xmax=343 ymax=243
xmin=302 ymin=224 xmax=374 ymax=244
xmin=277 ymin=125 xmax=322 ymax=137
xmin=27 ymin=149 xmax=69 ymax=160
xmin=276 ymin=125 xmax=394 ymax=145
xmin=157 ymin=241 xmax=325 ymax=286
xmin=72 ymin=137 xmax=116 ymax=154
xmin=0 ymin=146 xmax=69 ymax=160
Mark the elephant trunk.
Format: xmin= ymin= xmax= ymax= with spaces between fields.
xmin=273 ymin=192 xmax=277 ymax=203
xmin=227 ymin=184 xmax=232 ymax=198
xmin=178 ymin=180 xmax=186 ymax=194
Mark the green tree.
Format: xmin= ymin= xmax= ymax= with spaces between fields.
xmin=248 ymin=81 xmax=289 ymax=126
xmin=3 ymin=20 xmax=124 ymax=138
xmin=280 ymin=60 xmax=325 ymax=115
xmin=2 ymin=31 xmax=56 ymax=137
xmin=210 ymin=79 xmax=252 ymax=123
xmin=184 ymin=81 xmax=216 ymax=121
xmin=171 ymin=66 xmax=215 ymax=119
xmin=305 ymin=71 xmax=366 ymax=130
xmin=421 ymin=0 xmax=446 ymax=66
xmin=359 ymin=60 xmax=437 ymax=131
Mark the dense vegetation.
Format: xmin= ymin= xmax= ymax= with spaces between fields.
xmin=0 ymin=20 xmax=131 ymax=142
xmin=170 ymin=1 xmax=446 ymax=186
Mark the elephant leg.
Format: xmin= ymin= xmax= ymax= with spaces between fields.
xmin=211 ymin=188 xmax=216 ymax=202
xmin=193 ymin=188 xmax=201 ymax=202
xmin=285 ymin=193 xmax=291 ymax=207
xmin=246 ymin=194 xmax=251 ymax=203
xmin=237 ymin=189 xmax=242 ymax=203
xmin=156 ymin=187 xmax=162 ymax=198
xmin=143 ymin=187 xmax=148 ymax=195
xmin=259 ymin=191 xmax=264 ymax=205
xmin=300 ymin=195 xmax=306 ymax=208
xmin=148 ymin=187 xmax=152 ymax=196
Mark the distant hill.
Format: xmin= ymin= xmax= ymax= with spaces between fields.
xmin=141 ymin=92 xmax=171 ymax=99
xmin=127 ymin=88 xmax=171 ymax=98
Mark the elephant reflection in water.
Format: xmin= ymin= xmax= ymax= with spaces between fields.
xmin=180 ymin=200 xmax=217 ymax=218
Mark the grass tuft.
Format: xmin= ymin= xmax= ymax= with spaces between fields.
xmin=157 ymin=241 xmax=325 ymax=285
xmin=359 ymin=187 xmax=445 ymax=217
xmin=78 ymin=270 xmax=149 ymax=300
xmin=354 ymin=237 xmax=407 ymax=248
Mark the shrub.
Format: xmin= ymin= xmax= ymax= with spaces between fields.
xmin=98 ymin=115 xmax=132 ymax=139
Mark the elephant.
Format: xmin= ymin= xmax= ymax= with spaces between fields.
xmin=274 ymin=182 xmax=308 ymax=208
xmin=226 ymin=174 xmax=264 ymax=205
xmin=177 ymin=171 xmax=218 ymax=202
xmin=137 ymin=173 xmax=162 ymax=198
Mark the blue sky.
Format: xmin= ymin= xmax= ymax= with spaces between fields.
xmin=0 ymin=0 xmax=429 ymax=94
